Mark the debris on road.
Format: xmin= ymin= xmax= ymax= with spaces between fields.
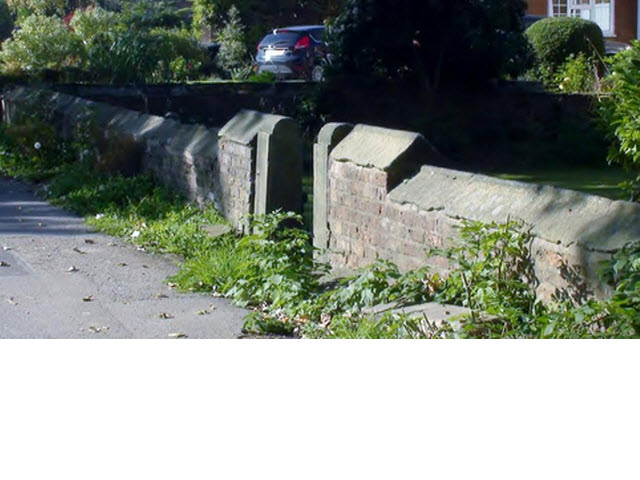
xmin=168 ymin=332 xmax=187 ymax=339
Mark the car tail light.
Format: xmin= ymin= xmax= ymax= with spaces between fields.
xmin=293 ymin=36 xmax=311 ymax=51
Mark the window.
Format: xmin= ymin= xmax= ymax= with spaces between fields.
xmin=548 ymin=0 xmax=615 ymax=37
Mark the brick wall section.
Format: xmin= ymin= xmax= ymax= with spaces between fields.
xmin=326 ymin=160 xmax=456 ymax=273
xmin=616 ymin=0 xmax=637 ymax=43
xmin=215 ymin=139 xmax=254 ymax=231
xmin=318 ymin=124 xmax=640 ymax=302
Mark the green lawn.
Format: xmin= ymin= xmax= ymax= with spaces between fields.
xmin=489 ymin=166 xmax=634 ymax=201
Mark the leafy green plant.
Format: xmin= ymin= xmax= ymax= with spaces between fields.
xmin=598 ymin=41 xmax=640 ymax=201
xmin=215 ymin=5 xmax=249 ymax=79
xmin=525 ymin=16 xmax=605 ymax=90
xmin=0 ymin=5 xmax=208 ymax=82
xmin=555 ymin=53 xmax=602 ymax=94
xmin=0 ymin=13 xmax=83 ymax=74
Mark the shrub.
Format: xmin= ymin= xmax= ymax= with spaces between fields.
xmin=526 ymin=17 xmax=605 ymax=71
xmin=215 ymin=5 xmax=248 ymax=78
xmin=554 ymin=53 xmax=602 ymax=94
xmin=328 ymin=0 xmax=532 ymax=88
xmin=598 ymin=41 xmax=640 ymax=201
xmin=0 ymin=14 xmax=82 ymax=74
xmin=6 ymin=0 xmax=65 ymax=18
xmin=0 ymin=5 xmax=207 ymax=82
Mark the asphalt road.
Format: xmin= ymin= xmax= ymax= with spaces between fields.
xmin=0 ymin=176 xmax=248 ymax=339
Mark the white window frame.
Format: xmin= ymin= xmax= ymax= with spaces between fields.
xmin=547 ymin=0 xmax=616 ymax=37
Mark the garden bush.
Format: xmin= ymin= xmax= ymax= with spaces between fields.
xmin=0 ymin=14 xmax=83 ymax=74
xmin=554 ymin=53 xmax=602 ymax=94
xmin=0 ymin=5 xmax=208 ymax=82
xmin=215 ymin=5 xmax=249 ymax=79
xmin=526 ymin=17 xmax=604 ymax=72
xmin=598 ymin=41 xmax=640 ymax=201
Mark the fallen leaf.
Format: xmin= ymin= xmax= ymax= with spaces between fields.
xmin=82 ymin=295 xmax=94 ymax=302
xmin=88 ymin=326 xmax=109 ymax=334
xmin=158 ymin=312 xmax=174 ymax=319
xmin=168 ymin=332 xmax=187 ymax=339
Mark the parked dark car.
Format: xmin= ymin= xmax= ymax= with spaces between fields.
xmin=256 ymin=26 xmax=328 ymax=81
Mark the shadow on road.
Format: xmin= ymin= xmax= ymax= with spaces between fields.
xmin=0 ymin=176 xmax=90 ymax=237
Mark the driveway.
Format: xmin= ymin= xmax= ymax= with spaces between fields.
xmin=0 ymin=176 xmax=248 ymax=339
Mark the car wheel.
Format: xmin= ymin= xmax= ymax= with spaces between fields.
xmin=310 ymin=64 xmax=325 ymax=83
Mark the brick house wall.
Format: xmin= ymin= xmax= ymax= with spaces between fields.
xmin=527 ymin=0 xmax=638 ymax=43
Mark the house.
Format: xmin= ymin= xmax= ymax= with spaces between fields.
xmin=527 ymin=0 xmax=639 ymax=44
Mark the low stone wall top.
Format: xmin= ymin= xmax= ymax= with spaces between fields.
xmin=390 ymin=166 xmax=640 ymax=253
xmin=316 ymin=122 xmax=640 ymax=302
xmin=3 ymin=86 xmax=303 ymax=232
xmin=331 ymin=124 xmax=445 ymax=190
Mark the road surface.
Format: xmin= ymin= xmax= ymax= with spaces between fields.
xmin=0 ymin=176 xmax=248 ymax=339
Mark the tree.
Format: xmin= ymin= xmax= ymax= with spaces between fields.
xmin=215 ymin=5 xmax=247 ymax=77
xmin=329 ymin=0 xmax=531 ymax=89
xmin=192 ymin=0 xmax=344 ymax=45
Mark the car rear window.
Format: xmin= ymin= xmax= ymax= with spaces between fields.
xmin=259 ymin=33 xmax=300 ymax=48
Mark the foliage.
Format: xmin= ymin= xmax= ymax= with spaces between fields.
xmin=0 ymin=5 xmax=207 ymax=82
xmin=526 ymin=17 xmax=605 ymax=69
xmin=0 ymin=14 xmax=83 ymax=73
xmin=526 ymin=16 xmax=605 ymax=88
xmin=598 ymin=41 xmax=640 ymax=201
xmin=215 ymin=5 xmax=248 ymax=78
xmin=118 ymin=0 xmax=191 ymax=29
xmin=328 ymin=0 xmax=532 ymax=88
xmin=174 ymin=211 xmax=323 ymax=310
xmin=428 ymin=220 xmax=542 ymax=337
xmin=554 ymin=53 xmax=602 ymax=94
xmin=6 ymin=0 xmax=66 ymax=17
xmin=192 ymin=0 xmax=344 ymax=46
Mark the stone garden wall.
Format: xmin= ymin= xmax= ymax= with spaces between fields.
xmin=2 ymin=86 xmax=302 ymax=232
xmin=314 ymin=124 xmax=640 ymax=302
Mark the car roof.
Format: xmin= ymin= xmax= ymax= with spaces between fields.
xmin=275 ymin=25 xmax=324 ymax=33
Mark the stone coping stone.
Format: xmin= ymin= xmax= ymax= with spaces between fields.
xmin=218 ymin=109 xmax=292 ymax=145
xmin=389 ymin=165 xmax=640 ymax=252
xmin=317 ymin=122 xmax=354 ymax=148
xmin=330 ymin=124 xmax=427 ymax=171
